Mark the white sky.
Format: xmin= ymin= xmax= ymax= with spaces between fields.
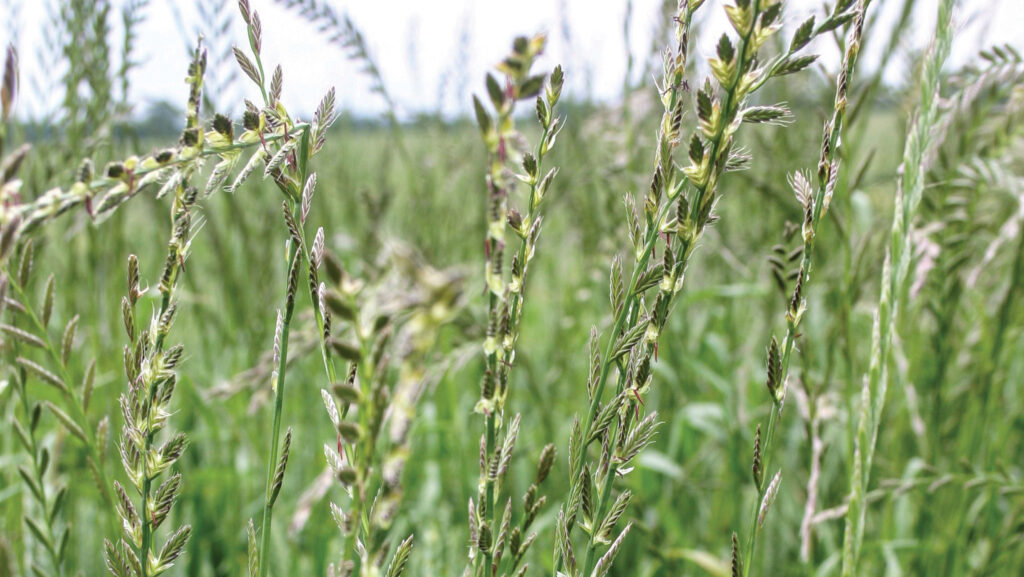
xmin=3 ymin=0 xmax=1023 ymax=120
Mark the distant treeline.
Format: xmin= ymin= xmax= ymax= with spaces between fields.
xmin=13 ymin=87 xmax=903 ymax=143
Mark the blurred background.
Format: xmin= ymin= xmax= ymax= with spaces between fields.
xmin=1 ymin=0 xmax=1024 ymax=576
xmin=4 ymin=0 xmax=1023 ymax=119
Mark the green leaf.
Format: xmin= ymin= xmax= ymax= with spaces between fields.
xmin=485 ymin=73 xmax=504 ymax=110
xmin=472 ymin=95 xmax=492 ymax=138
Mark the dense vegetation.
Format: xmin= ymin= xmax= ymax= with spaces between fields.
xmin=1 ymin=0 xmax=1023 ymax=576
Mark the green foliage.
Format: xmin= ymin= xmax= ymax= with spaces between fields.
xmin=1 ymin=1 xmax=1024 ymax=577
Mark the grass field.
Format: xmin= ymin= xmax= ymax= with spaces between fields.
xmin=1 ymin=1 xmax=1023 ymax=576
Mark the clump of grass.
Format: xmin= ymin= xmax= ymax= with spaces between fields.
xmin=841 ymin=0 xmax=955 ymax=573
xmin=1 ymin=236 xmax=112 ymax=504
xmin=550 ymin=0 xmax=845 ymax=573
xmin=3 ymin=1 xmax=1024 ymax=575
xmin=6 ymin=362 xmax=71 ymax=577
xmin=466 ymin=32 xmax=563 ymax=577
xmin=915 ymin=47 xmax=1024 ymax=444
xmin=1 ymin=229 xmax=78 ymax=577
xmin=0 ymin=44 xmax=96 ymax=577
xmin=1 ymin=46 xmax=114 ymax=554
xmin=737 ymin=0 xmax=870 ymax=572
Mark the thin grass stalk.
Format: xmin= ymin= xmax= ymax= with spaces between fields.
xmin=300 ymin=113 xmax=340 ymax=395
xmin=468 ymin=34 xmax=562 ymax=577
xmin=575 ymin=5 xmax=709 ymax=573
xmin=569 ymin=0 xmax=701 ymax=567
xmin=343 ymin=336 xmax=375 ymax=574
xmin=294 ymin=93 xmax=376 ymax=568
xmin=798 ymin=393 xmax=823 ymax=562
xmin=257 ymin=237 xmax=299 ymax=577
xmin=308 ymin=215 xmax=466 ymax=576
xmin=738 ymin=2 xmax=870 ymax=573
xmin=227 ymin=3 xmax=329 ymax=573
xmin=841 ymin=0 xmax=954 ymax=573
xmin=136 ymin=192 xmax=192 ymax=577
xmin=114 ymin=41 xmax=206 ymax=577
xmin=256 ymin=127 xmax=312 ymax=577
xmin=105 ymin=143 xmax=200 ymax=577
xmin=130 ymin=40 xmax=207 ymax=574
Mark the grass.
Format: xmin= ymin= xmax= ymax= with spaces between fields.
xmin=1 ymin=0 xmax=1024 ymax=576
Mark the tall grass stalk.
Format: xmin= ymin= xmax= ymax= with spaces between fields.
xmin=255 ymin=214 xmax=301 ymax=577
xmin=104 ymin=40 xmax=209 ymax=577
xmin=468 ymin=33 xmax=563 ymax=577
xmin=551 ymin=1 xmax=702 ymax=569
xmin=841 ymin=0 xmax=955 ymax=573
xmin=738 ymin=1 xmax=870 ymax=573
xmin=229 ymin=1 xmax=320 ymax=573
xmin=9 ymin=362 xmax=68 ymax=577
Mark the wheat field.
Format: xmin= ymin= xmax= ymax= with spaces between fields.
xmin=1 ymin=0 xmax=1023 ymax=576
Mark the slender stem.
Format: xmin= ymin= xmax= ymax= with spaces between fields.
xmin=741 ymin=3 xmax=870 ymax=572
xmin=566 ymin=8 xmax=755 ymax=576
xmin=555 ymin=188 xmax=678 ymax=577
xmin=258 ymin=238 xmax=299 ymax=577
xmin=341 ymin=329 xmax=378 ymax=573
xmin=580 ymin=229 xmax=692 ymax=576
xmin=582 ymin=198 xmax=666 ymax=442
xmin=481 ymin=293 xmax=500 ymax=572
xmin=258 ymin=126 xmax=311 ymax=577
xmin=134 ymin=286 xmax=172 ymax=577
xmin=480 ymin=104 xmax=556 ymax=575
xmin=743 ymin=405 xmax=777 ymax=575
xmin=473 ymin=56 xmax=560 ymax=575
xmin=505 ymin=116 xmax=554 ymax=334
